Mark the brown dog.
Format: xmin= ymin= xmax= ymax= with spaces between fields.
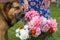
xmin=0 ymin=2 xmax=24 ymax=40
xmin=3 ymin=2 xmax=24 ymax=26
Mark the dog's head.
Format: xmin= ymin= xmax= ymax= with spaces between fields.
xmin=3 ymin=2 xmax=25 ymax=20
xmin=12 ymin=2 xmax=25 ymax=20
xmin=2 ymin=2 xmax=25 ymax=26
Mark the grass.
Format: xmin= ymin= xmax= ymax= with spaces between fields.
xmin=8 ymin=3 xmax=60 ymax=40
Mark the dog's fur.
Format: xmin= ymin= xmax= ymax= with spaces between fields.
xmin=0 ymin=2 xmax=24 ymax=40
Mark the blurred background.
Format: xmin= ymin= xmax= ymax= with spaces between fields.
xmin=0 ymin=0 xmax=60 ymax=40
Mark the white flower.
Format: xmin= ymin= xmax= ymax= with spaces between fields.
xmin=16 ymin=29 xmax=20 ymax=37
xmin=19 ymin=29 xmax=29 ymax=40
xmin=16 ymin=25 xmax=29 ymax=40
xmin=24 ymin=25 xmax=29 ymax=29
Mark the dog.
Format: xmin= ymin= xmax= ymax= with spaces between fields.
xmin=2 ymin=2 xmax=25 ymax=26
xmin=0 ymin=2 xmax=25 ymax=40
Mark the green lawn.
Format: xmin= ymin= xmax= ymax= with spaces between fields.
xmin=8 ymin=3 xmax=60 ymax=40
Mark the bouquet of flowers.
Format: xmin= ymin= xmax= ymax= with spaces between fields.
xmin=16 ymin=10 xmax=57 ymax=40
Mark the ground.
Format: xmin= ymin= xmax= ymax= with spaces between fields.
xmin=8 ymin=3 xmax=60 ymax=40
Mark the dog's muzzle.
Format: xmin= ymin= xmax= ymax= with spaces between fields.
xmin=13 ymin=12 xmax=25 ymax=20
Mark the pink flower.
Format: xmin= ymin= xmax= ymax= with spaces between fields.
xmin=28 ymin=16 xmax=41 ymax=29
xmin=47 ymin=18 xmax=57 ymax=33
xmin=41 ymin=24 xmax=50 ymax=32
xmin=30 ymin=27 xmax=41 ymax=37
xmin=25 ymin=10 xmax=40 ymax=21
xmin=40 ymin=16 xmax=47 ymax=25
xmin=35 ymin=27 xmax=41 ymax=37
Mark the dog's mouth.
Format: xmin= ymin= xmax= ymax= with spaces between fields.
xmin=13 ymin=12 xmax=25 ymax=21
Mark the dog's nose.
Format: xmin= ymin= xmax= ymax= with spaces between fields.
xmin=13 ymin=12 xmax=25 ymax=20
xmin=18 ymin=12 xmax=25 ymax=18
xmin=14 ymin=6 xmax=19 ymax=10
xmin=13 ymin=14 xmax=19 ymax=19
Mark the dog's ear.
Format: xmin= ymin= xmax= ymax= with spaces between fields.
xmin=1 ymin=2 xmax=13 ymax=27
xmin=3 ymin=2 xmax=13 ymax=13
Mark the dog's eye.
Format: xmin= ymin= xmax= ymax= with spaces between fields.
xmin=13 ymin=6 xmax=19 ymax=10
xmin=15 ymin=6 xmax=19 ymax=10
